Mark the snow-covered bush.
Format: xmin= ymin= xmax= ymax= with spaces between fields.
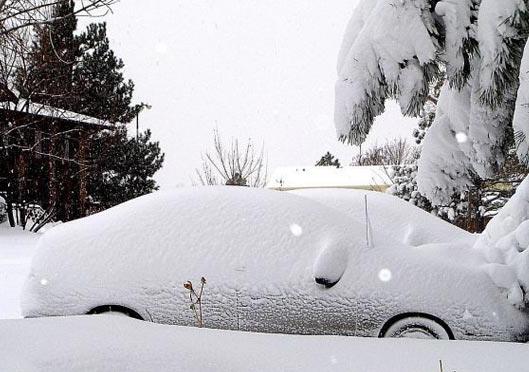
xmin=387 ymin=164 xmax=432 ymax=212
xmin=390 ymin=153 xmax=527 ymax=232
xmin=351 ymin=139 xmax=419 ymax=166
xmin=475 ymin=175 xmax=529 ymax=308
xmin=388 ymin=163 xmax=469 ymax=227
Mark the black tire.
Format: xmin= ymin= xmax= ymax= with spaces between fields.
xmin=381 ymin=316 xmax=452 ymax=340
xmin=88 ymin=305 xmax=143 ymax=320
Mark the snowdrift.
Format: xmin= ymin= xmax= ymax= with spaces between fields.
xmin=21 ymin=187 xmax=360 ymax=329
xmin=1 ymin=316 xmax=529 ymax=372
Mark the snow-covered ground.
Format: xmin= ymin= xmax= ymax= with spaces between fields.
xmin=0 ymin=227 xmax=39 ymax=318
xmin=1 ymin=315 xmax=529 ymax=372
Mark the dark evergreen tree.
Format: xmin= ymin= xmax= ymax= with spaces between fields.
xmin=9 ymin=2 xmax=164 ymax=223
xmin=88 ymin=128 xmax=164 ymax=211
xmin=315 ymin=152 xmax=341 ymax=168
xmin=73 ymin=22 xmax=143 ymax=123
xmin=72 ymin=21 xmax=163 ymax=211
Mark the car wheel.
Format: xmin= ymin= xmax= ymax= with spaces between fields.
xmin=382 ymin=316 xmax=452 ymax=340
xmin=88 ymin=305 xmax=143 ymax=320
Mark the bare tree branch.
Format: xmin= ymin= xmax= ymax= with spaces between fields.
xmin=195 ymin=129 xmax=268 ymax=187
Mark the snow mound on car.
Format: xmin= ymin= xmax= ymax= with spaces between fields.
xmin=21 ymin=187 xmax=362 ymax=319
xmin=289 ymin=188 xmax=474 ymax=247
xmin=475 ymin=176 xmax=529 ymax=308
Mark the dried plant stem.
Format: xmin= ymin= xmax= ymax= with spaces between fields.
xmin=184 ymin=277 xmax=206 ymax=328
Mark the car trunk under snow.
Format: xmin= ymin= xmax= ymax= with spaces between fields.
xmin=289 ymin=188 xmax=475 ymax=247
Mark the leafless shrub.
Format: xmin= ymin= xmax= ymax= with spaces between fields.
xmin=0 ymin=1 xmax=118 ymax=90
xmin=352 ymin=138 xmax=419 ymax=167
xmin=0 ymin=0 xmax=117 ymax=38
xmin=195 ymin=129 xmax=268 ymax=187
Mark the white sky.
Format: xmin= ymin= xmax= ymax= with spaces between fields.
xmin=94 ymin=0 xmax=418 ymax=188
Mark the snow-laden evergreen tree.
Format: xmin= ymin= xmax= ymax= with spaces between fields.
xmin=387 ymin=164 xmax=434 ymax=211
xmin=513 ymin=40 xmax=529 ymax=165
xmin=336 ymin=0 xmax=529 ymax=206
xmin=413 ymin=75 xmax=444 ymax=144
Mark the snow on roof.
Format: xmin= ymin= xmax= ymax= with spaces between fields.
xmin=0 ymin=99 xmax=113 ymax=128
xmin=267 ymin=166 xmax=392 ymax=190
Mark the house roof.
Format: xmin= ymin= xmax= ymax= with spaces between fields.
xmin=0 ymin=98 xmax=113 ymax=129
xmin=267 ymin=165 xmax=392 ymax=190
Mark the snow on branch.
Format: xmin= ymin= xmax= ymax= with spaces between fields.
xmin=416 ymin=82 xmax=475 ymax=205
xmin=476 ymin=0 xmax=529 ymax=108
xmin=335 ymin=0 xmax=438 ymax=145
xmin=435 ymin=0 xmax=479 ymax=89
xmin=337 ymin=0 xmax=529 ymax=205
xmin=513 ymin=40 xmax=529 ymax=166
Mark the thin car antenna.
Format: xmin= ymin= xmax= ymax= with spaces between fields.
xmin=364 ymin=195 xmax=374 ymax=248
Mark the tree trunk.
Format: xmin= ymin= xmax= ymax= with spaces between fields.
xmin=48 ymin=124 xmax=58 ymax=218
xmin=78 ymin=131 xmax=88 ymax=217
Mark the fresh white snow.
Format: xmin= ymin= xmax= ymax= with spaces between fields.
xmin=0 ymin=226 xmax=39 ymax=319
xmin=514 ymin=39 xmax=529 ymax=164
xmin=475 ymin=175 xmax=529 ymax=308
xmin=1 ymin=315 xmax=529 ymax=372
xmin=416 ymin=82 xmax=476 ymax=205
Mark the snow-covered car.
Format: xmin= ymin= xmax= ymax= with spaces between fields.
xmin=290 ymin=188 xmax=475 ymax=247
xmin=22 ymin=187 xmax=529 ymax=341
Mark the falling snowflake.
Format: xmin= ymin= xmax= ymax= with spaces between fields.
xmin=289 ymin=223 xmax=303 ymax=237
xmin=455 ymin=132 xmax=468 ymax=143
xmin=378 ymin=268 xmax=392 ymax=282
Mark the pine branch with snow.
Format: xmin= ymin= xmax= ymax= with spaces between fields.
xmin=336 ymin=0 xmax=529 ymax=207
